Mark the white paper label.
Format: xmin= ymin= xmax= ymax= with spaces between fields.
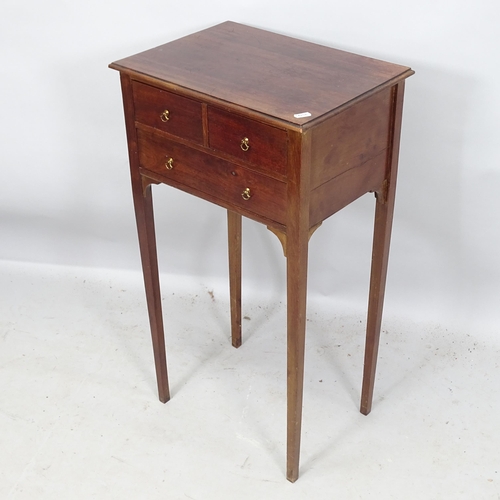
xmin=293 ymin=112 xmax=312 ymax=118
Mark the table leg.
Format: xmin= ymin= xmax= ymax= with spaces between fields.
xmin=132 ymin=177 xmax=170 ymax=403
xmin=286 ymin=229 xmax=309 ymax=482
xmin=227 ymin=210 xmax=242 ymax=348
xmin=360 ymin=194 xmax=395 ymax=415
xmin=360 ymin=82 xmax=405 ymax=416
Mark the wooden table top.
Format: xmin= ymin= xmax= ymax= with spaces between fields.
xmin=110 ymin=21 xmax=413 ymax=127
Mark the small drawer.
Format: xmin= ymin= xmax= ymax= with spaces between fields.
xmin=137 ymin=129 xmax=286 ymax=224
xmin=132 ymin=81 xmax=203 ymax=144
xmin=207 ymin=107 xmax=288 ymax=177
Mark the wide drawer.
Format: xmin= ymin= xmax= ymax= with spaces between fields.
xmin=137 ymin=129 xmax=287 ymax=224
xmin=207 ymin=107 xmax=288 ymax=177
xmin=132 ymin=81 xmax=203 ymax=144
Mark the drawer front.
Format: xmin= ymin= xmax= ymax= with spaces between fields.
xmin=137 ymin=129 xmax=286 ymax=224
xmin=132 ymin=81 xmax=203 ymax=144
xmin=207 ymin=107 xmax=288 ymax=177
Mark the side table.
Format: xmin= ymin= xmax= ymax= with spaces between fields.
xmin=110 ymin=21 xmax=413 ymax=482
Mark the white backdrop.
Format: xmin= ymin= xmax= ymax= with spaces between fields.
xmin=1 ymin=1 xmax=499 ymax=333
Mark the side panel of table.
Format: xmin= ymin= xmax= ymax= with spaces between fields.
xmin=308 ymin=86 xmax=392 ymax=226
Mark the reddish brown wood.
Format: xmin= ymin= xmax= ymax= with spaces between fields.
xmin=120 ymin=73 xmax=170 ymax=404
xmin=285 ymin=130 xmax=312 ymax=482
xmin=136 ymin=127 xmax=287 ymax=224
xmin=110 ymin=23 xmax=413 ymax=482
xmin=360 ymin=82 xmax=406 ymax=416
xmin=132 ymin=81 xmax=203 ymax=144
xmin=310 ymin=87 xmax=392 ymax=190
xmin=201 ymin=103 xmax=209 ymax=147
xmin=132 ymin=180 xmax=170 ymax=404
xmin=207 ymin=106 xmax=288 ymax=177
xmin=110 ymin=22 xmax=412 ymax=127
xmin=227 ymin=210 xmax=242 ymax=348
xmin=309 ymin=151 xmax=386 ymax=227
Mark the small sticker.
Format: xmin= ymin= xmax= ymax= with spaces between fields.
xmin=294 ymin=112 xmax=312 ymax=118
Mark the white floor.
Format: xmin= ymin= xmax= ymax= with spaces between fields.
xmin=1 ymin=260 xmax=499 ymax=499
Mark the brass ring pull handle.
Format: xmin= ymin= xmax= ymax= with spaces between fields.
xmin=241 ymin=187 xmax=251 ymax=200
xmin=165 ymin=157 xmax=174 ymax=170
xmin=240 ymin=137 xmax=250 ymax=151
xmin=160 ymin=110 xmax=170 ymax=122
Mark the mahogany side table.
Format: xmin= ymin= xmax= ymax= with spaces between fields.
xmin=110 ymin=21 xmax=413 ymax=482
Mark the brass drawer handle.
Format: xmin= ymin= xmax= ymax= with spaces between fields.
xmin=160 ymin=110 xmax=170 ymax=122
xmin=241 ymin=187 xmax=251 ymax=200
xmin=165 ymin=157 xmax=174 ymax=170
xmin=240 ymin=137 xmax=250 ymax=151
